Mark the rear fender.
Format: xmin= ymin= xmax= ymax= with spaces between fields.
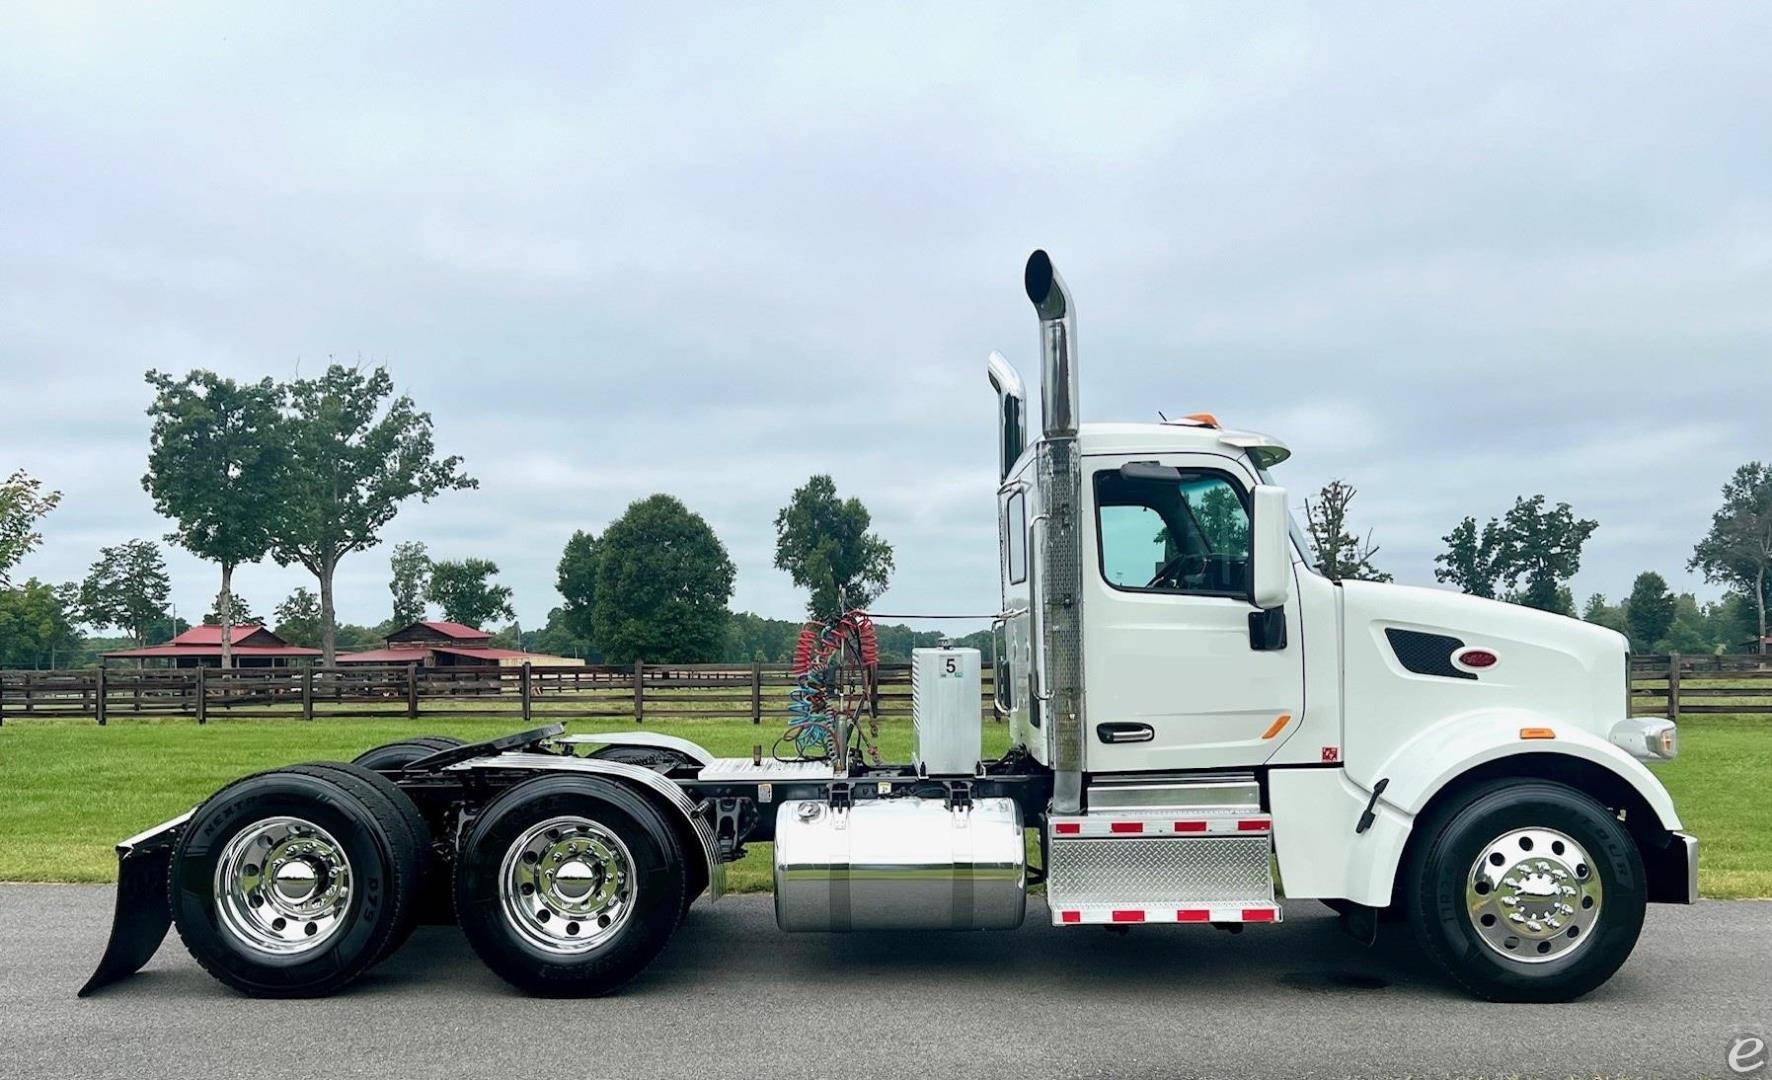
xmin=444 ymin=753 xmax=725 ymax=901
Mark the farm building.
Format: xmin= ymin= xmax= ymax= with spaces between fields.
xmin=337 ymin=620 xmax=583 ymax=668
xmin=101 ymin=624 xmax=322 ymax=668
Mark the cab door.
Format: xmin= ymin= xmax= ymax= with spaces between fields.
xmin=1082 ymin=454 xmax=1304 ymax=772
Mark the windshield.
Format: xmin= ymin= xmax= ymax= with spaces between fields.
xmin=1255 ymin=463 xmax=1321 ymax=577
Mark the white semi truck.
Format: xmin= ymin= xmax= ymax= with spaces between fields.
xmin=81 ymin=251 xmax=1693 ymax=1003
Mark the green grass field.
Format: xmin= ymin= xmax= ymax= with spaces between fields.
xmin=0 ymin=713 xmax=1763 ymax=898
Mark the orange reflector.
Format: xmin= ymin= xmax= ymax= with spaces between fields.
xmin=1260 ymin=714 xmax=1292 ymax=740
xmin=1520 ymin=727 xmax=1556 ymax=740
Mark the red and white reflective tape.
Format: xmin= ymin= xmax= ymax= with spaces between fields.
xmin=1053 ymin=902 xmax=1282 ymax=926
xmin=1048 ymin=814 xmax=1271 ymax=838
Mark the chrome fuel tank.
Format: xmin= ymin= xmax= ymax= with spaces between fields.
xmin=772 ymin=797 xmax=1026 ymax=931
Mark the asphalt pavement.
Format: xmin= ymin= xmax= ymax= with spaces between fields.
xmin=3 ymin=884 xmax=1766 ymax=1079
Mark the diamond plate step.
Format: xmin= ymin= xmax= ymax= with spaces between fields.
xmin=1046 ymin=813 xmax=1278 ymax=927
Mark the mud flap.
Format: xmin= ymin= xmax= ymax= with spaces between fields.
xmin=78 ymin=814 xmax=188 ymax=997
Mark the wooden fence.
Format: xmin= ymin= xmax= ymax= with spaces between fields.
xmin=5 ymin=653 xmax=1765 ymax=726
xmin=0 ymin=662 xmax=999 ymax=727
xmin=1629 ymin=653 xmax=1772 ymax=719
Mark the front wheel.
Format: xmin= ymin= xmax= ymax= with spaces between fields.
xmin=1406 ymin=779 xmax=1646 ymax=1002
xmin=454 ymin=774 xmax=687 ymax=996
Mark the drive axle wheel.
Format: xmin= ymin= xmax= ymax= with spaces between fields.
xmin=1406 ymin=779 xmax=1645 ymax=1003
xmin=170 ymin=767 xmax=420 ymax=997
xmin=454 ymin=774 xmax=687 ymax=997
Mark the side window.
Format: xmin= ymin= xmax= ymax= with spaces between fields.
xmin=1005 ymin=490 xmax=1027 ymax=585
xmin=1095 ymin=469 xmax=1251 ymax=597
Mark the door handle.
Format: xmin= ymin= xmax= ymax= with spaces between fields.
xmin=1096 ymin=722 xmax=1154 ymax=744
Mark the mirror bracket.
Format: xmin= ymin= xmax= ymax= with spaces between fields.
xmin=1248 ymin=607 xmax=1288 ymax=651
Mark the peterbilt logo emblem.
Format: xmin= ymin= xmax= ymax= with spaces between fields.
xmin=1452 ymin=646 xmax=1500 ymax=674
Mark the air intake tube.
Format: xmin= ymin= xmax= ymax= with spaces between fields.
xmin=986 ymin=351 xmax=1026 ymax=481
xmin=1022 ymin=250 xmax=1084 ymax=814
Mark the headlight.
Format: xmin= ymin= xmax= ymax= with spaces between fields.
xmin=1609 ymin=717 xmax=1678 ymax=761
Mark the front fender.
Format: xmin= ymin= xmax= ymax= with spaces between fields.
xmin=1373 ymin=708 xmax=1682 ymax=832
xmin=1275 ymin=710 xmax=1685 ymax=907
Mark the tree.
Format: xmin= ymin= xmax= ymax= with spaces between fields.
xmin=267 ymin=365 xmax=475 ymax=663
xmin=79 ymin=540 xmax=171 ymax=646
xmin=388 ymin=540 xmax=432 ymax=626
xmin=273 ymin=587 xmax=324 ymax=648
xmin=143 ymin=370 xmax=286 ymax=667
xmin=1624 ymin=572 xmax=1676 ymax=652
xmin=591 ymin=495 xmax=734 ymax=662
xmin=426 ymin=558 xmax=515 ymax=629
xmin=1434 ymin=516 xmax=1506 ymax=598
xmin=0 ymin=578 xmax=83 ymax=668
xmin=1495 ymin=495 xmax=1597 ymax=614
xmin=1435 ymin=496 xmax=1596 ymax=614
xmin=530 ymin=606 xmax=595 ymax=662
xmin=773 ymin=475 xmax=894 ymax=620
xmin=1690 ymin=462 xmax=1772 ymax=655
xmin=1582 ymin=593 xmax=1629 ymax=637
xmin=0 ymin=470 xmax=61 ymax=587
xmin=556 ymin=530 xmax=599 ymax=641
xmin=1302 ymin=480 xmax=1392 ymax=582
xmin=202 ymin=592 xmax=258 ymax=628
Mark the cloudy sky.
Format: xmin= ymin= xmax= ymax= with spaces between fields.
xmin=2 ymin=4 xmax=1769 ymax=633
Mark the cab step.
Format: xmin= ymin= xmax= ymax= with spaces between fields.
xmin=1052 ymin=901 xmax=1282 ymax=925
xmin=1046 ymin=785 xmax=1279 ymax=928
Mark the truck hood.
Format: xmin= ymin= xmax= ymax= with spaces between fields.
xmin=1338 ymin=580 xmax=1629 ymax=769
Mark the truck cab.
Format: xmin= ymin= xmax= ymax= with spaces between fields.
xmin=989 ymin=250 xmax=1694 ymax=1000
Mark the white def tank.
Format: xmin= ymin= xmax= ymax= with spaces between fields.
xmin=911 ymin=646 xmax=983 ymax=776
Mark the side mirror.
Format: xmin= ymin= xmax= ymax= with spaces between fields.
xmin=1249 ymin=484 xmax=1291 ymax=611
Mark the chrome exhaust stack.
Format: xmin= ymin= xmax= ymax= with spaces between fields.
xmin=1022 ymin=250 xmax=1085 ymax=814
xmin=1024 ymin=250 xmax=1078 ymax=438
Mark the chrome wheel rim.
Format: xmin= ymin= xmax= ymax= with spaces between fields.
xmin=214 ymin=816 xmax=353 ymax=956
xmin=1466 ymin=826 xmax=1602 ymax=964
xmin=499 ymin=815 xmax=635 ymax=955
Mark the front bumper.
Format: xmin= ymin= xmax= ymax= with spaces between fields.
xmin=1648 ymin=830 xmax=1700 ymax=905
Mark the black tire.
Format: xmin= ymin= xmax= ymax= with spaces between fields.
xmin=454 ymin=774 xmax=687 ymax=997
xmin=351 ymin=735 xmax=465 ymax=772
xmin=588 ymin=744 xmax=698 ymax=773
xmin=1405 ymin=779 xmax=1646 ymax=1002
xmin=290 ymin=762 xmax=436 ymax=956
xmin=586 ymin=745 xmax=707 ymax=922
xmin=170 ymin=767 xmax=421 ymax=997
